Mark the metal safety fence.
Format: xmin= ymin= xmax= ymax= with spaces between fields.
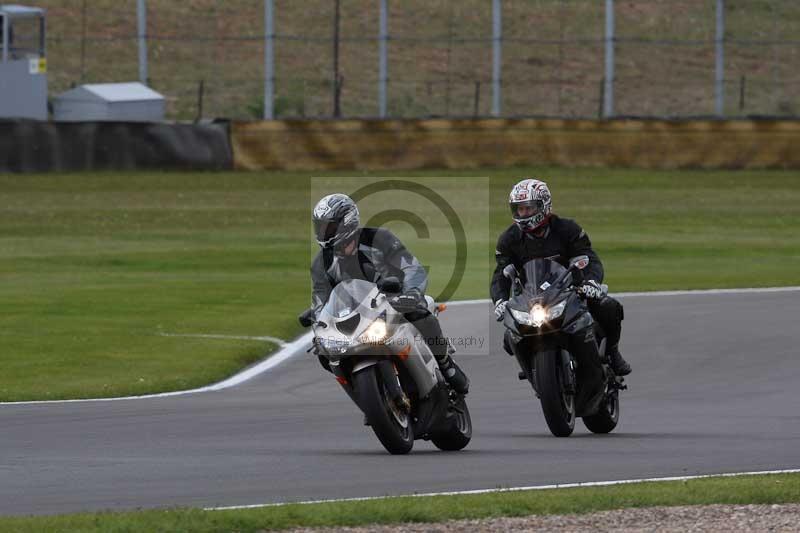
xmin=38 ymin=0 xmax=800 ymax=121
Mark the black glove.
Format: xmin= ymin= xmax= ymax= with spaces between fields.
xmin=390 ymin=288 xmax=424 ymax=313
xmin=298 ymin=308 xmax=316 ymax=327
xmin=578 ymin=280 xmax=606 ymax=300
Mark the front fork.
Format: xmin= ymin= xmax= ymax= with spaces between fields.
xmin=331 ymin=358 xmax=410 ymax=415
xmin=508 ymin=332 xmax=575 ymax=398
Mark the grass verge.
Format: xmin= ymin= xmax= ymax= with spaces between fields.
xmin=2 ymin=472 xmax=799 ymax=531
xmin=1 ymin=167 xmax=799 ymax=400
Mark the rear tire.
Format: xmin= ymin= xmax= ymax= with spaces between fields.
xmin=535 ymin=349 xmax=576 ymax=437
xmin=583 ymin=389 xmax=619 ymax=434
xmin=430 ymin=396 xmax=472 ymax=451
xmin=353 ymin=366 xmax=414 ymax=455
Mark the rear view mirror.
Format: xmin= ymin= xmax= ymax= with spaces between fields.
xmin=377 ymin=276 xmax=402 ymax=294
xmin=502 ymin=264 xmax=518 ymax=280
xmin=569 ymin=255 xmax=590 ymax=271
xmin=298 ymin=308 xmax=316 ymax=328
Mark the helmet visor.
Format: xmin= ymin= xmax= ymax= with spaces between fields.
xmin=510 ymin=200 xmax=544 ymax=220
xmin=314 ymin=219 xmax=340 ymax=246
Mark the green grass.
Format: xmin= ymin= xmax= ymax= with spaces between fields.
xmin=2 ymin=473 xmax=799 ymax=532
xmin=1 ymin=167 xmax=799 ymax=401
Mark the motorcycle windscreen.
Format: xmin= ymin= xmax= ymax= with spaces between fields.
xmin=322 ymin=278 xmax=375 ymax=319
xmin=520 ymin=258 xmax=571 ymax=297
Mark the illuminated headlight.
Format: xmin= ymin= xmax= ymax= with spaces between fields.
xmin=509 ymin=300 xmax=567 ymax=328
xmin=530 ymin=304 xmax=547 ymax=327
xmin=358 ymin=319 xmax=387 ymax=344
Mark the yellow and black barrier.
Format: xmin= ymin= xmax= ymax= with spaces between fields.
xmin=232 ymin=118 xmax=800 ymax=171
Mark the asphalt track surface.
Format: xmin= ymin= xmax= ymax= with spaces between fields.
xmin=2 ymin=291 xmax=799 ymax=516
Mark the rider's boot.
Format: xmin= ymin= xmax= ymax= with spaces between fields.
xmin=607 ymin=344 xmax=631 ymax=376
xmin=407 ymin=310 xmax=470 ymax=394
xmin=436 ymin=353 xmax=470 ymax=395
xmin=430 ymin=330 xmax=469 ymax=394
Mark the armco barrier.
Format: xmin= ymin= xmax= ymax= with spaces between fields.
xmin=232 ymin=118 xmax=800 ymax=171
xmin=0 ymin=120 xmax=232 ymax=173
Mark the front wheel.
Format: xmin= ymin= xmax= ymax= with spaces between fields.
xmin=430 ymin=395 xmax=472 ymax=451
xmin=534 ymin=349 xmax=576 ymax=437
xmin=583 ymin=389 xmax=619 ymax=434
xmin=353 ymin=365 xmax=414 ymax=455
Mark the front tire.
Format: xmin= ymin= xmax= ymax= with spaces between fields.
xmin=583 ymin=389 xmax=619 ymax=434
xmin=535 ymin=349 xmax=576 ymax=437
xmin=430 ymin=395 xmax=472 ymax=451
xmin=353 ymin=365 xmax=414 ymax=455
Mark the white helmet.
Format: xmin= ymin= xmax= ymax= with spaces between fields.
xmin=509 ymin=178 xmax=552 ymax=232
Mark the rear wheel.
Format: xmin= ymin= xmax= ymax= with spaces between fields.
xmin=535 ymin=349 xmax=576 ymax=437
xmin=353 ymin=366 xmax=414 ymax=455
xmin=583 ymin=389 xmax=619 ymax=434
xmin=430 ymin=395 xmax=472 ymax=451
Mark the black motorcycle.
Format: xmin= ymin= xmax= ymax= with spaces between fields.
xmin=501 ymin=256 xmax=626 ymax=437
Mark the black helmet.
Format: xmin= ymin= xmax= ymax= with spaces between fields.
xmin=312 ymin=193 xmax=360 ymax=250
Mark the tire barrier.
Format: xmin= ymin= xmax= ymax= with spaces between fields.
xmin=0 ymin=119 xmax=232 ymax=173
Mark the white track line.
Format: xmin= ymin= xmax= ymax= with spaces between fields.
xmin=616 ymin=286 xmax=800 ymax=297
xmin=0 ymin=332 xmax=313 ymax=406
xmin=3 ymin=286 xmax=798 ymax=406
xmin=159 ymin=332 xmax=288 ymax=347
xmin=446 ymin=285 xmax=800 ymax=307
xmin=206 ymin=468 xmax=800 ymax=511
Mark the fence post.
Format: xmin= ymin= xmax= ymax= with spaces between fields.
xmin=264 ymin=0 xmax=275 ymax=119
xmin=715 ymin=0 xmax=725 ymax=117
xmin=739 ymin=75 xmax=746 ymax=112
xmin=474 ymin=81 xmax=481 ymax=117
xmin=378 ymin=0 xmax=388 ymax=118
xmin=332 ymin=0 xmax=342 ymax=118
xmin=137 ymin=0 xmax=148 ymax=85
xmin=196 ymin=80 xmax=205 ymax=123
xmin=1 ymin=12 xmax=7 ymax=62
xmin=491 ymin=0 xmax=502 ymax=117
xmin=80 ymin=0 xmax=87 ymax=82
xmin=603 ymin=0 xmax=614 ymax=118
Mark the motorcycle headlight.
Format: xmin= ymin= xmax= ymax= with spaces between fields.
xmin=530 ymin=304 xmax=547 ymax=327
xmin=547 ymin=300 xmax=567 ymax=321
xmin=509 ymin=307 xmax=532 ymax=326
xmin=509 ymin=301 xmax=565 ymax=328
xmin=510 ymin=306 xmax=547 ymax=327
xmin=317 ymin=337 xmax=350 ymax=354
xmin=358 ymin=319 xmax=387 ymax=344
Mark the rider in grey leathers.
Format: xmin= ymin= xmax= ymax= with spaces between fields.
xmin=303 ymin=193 xmax=470 ymax=394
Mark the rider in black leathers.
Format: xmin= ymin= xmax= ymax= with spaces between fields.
xmin=491 ymin=178 xmax=632 ymax=376
xmin=302 ymin=193 xmax=470 ymax=394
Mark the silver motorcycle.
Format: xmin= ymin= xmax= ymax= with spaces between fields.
xmin=300 ymin=277 xmax=472 ymax=455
